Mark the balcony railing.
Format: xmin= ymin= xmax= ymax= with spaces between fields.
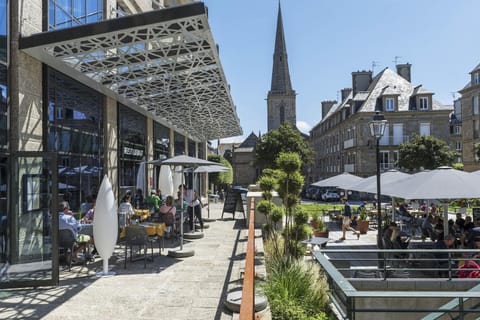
xmin=313 ymin=248 xmax=480 ymax=319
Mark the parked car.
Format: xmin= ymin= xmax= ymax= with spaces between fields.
xmin=305 ymin=186 xmax=320 ymax=199
xmin=321 ymin=190 xmax=340 ymax=202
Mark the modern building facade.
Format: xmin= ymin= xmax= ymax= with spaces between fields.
xmin=459 ymin=63 xmax=480 ymax=172
xmin=0 ymin=0 xmax=241 ymax=287
xmin=308 ymin=64 xmax=453 ymax=184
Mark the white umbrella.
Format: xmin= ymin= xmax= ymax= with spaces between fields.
xmin=158 ymin=165 xmax=174 ymax=198
xmin=380 ymin=166 xmax=480 ymax=235
xmin=136 ymin=161 xmax=146 ymax=195
xmin=312 ymin=172 xmax=364 ymax=190
xmin=93 ymin=175 xmax=117 ymax=277
xmin=346 ymin=169 xmax=410 ymax=222
xmin=150 ymin=155 xmax=219 ymax=257
xmin=346 ymin=169 xmax=410 ymax=194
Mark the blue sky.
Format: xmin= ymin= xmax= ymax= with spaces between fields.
xmin=203 ymin=0 xmax=480 ymax=143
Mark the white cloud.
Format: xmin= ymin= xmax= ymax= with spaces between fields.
xmin=297 ymin=121 xmax=312 ymax=134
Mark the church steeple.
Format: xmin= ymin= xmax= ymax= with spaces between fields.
xmin=267 ymin=2 xmax=296 ymax=131
xmin=270 ymin=2 xmax=293 ymax=94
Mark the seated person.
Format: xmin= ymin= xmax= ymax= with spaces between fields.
xmin=455 ymin=213 xmax=466 ymax=232
xmin=421 ymin=215 xmax=434 ymax=239
xmin=464 ymin=215 xmax=474 ymax=232
xmin=146 ymin=189 xmax=162 ymax=218
xmin=82 ymin=197 xmax=96 ymax=224
xmin=159 ymin=196 xmax=177 ymax=233
xmin=434 ymin=234 xmax=457 ymax=276
xmin=59 ymin=201 xmax=91 ymax=263
xmin=396 ymin=202 xmax=413 ymax=223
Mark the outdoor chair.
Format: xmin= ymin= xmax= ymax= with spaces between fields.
xmin=58 ymin=229 xmax=77 ymax=271
xmin=124 ymin=225 xmax=154 ymax=268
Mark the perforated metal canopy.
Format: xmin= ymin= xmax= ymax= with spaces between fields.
xmin=19 ymin=2 xmax=242 ymax=141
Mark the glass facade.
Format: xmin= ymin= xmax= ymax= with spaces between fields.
xmin=174 ymin=131 xmax=184 ymax=156
xmin=47 ymin=69 xmax=104 ymax=213
xmin=0 ymin=0 xmax=7 ymax=266
xmin=188 ymin=139 xmax=196 ymax=157
xmin=118 ymin=104 xmax=146 ymax=197
xmin=153 ymin=122 xmax=169 ymax=160
xmin=48 ymin=0 xmax=103 ymax=30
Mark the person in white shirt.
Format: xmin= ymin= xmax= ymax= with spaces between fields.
xmin=182 ymin=184 xmax=203 ymax=232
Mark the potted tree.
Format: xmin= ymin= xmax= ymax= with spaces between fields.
xmin=357 ymin=205 xmax=370 ymax=234
xmin=310 ymin=211 xmax=329 ymax=238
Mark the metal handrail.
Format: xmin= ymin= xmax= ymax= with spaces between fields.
xmin=313 ymin=248 xmax=480 ymax=319
xmin=239 ymin=198 xmax=256 ymax=319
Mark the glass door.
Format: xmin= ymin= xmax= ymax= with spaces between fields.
xmin=0 ymin=153 xmax=58 ymax=288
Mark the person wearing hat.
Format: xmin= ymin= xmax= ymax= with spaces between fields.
xmin=146 ymin=189 xmax=162 ymax=221
xmin=339 ymin=197 xmax=360 ymax=241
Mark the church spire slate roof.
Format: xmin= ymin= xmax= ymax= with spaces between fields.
xmin=269 ymin=2 xmax=293 ymax=94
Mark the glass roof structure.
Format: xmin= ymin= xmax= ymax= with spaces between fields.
xmin=19 ymin=2 xmax=242 ymax=141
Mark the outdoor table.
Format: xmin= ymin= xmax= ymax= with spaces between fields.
xmin=139 ymin=222 xmax=167 ymax=237
xmin=133 ymin=209 xmax=150 ymax=221
xmin=302 ymin=237 xmax=330 ymax=248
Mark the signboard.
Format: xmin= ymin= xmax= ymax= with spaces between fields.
xmin=473 ymin=207 xmax=480 ymax=222
xmin=221 ymin=191 xmax=245 ymax=221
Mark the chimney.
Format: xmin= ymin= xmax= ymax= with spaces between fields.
xmin=321 ymin=100 xmax=337 ymax=120
xmin=396 ymin=63 xmax=411 ymax=82
xmin=341 ymin=88 xmax=352 ymax=102
xmin=352 ymin=70 xmax=373 ymax=95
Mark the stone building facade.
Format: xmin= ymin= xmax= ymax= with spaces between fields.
xmin=308 ymin=64 xmax=453 ymax=184
xmin=458 ymin=63 xmax=480 ymax=172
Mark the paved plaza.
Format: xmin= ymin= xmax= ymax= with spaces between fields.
xmin=0 ymin=202 xmax=265 ymax=320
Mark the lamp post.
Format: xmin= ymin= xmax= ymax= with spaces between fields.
xmin=368 ymin=112 xmax=388 ymax=268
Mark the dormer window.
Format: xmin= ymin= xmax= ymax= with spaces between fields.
xmin=385 ymin=98 xmax=395 ymax=111
xmin=473 ymin=72 xmax=480 ymax=85
xmin=419 ymin=96 xmax=429 ymax=110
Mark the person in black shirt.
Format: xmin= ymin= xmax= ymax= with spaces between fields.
xmin=339 ymin=197 xmax=360 ymax=241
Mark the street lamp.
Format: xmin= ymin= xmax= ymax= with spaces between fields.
xmin=368 ymin=111 xmax=388 ymax=267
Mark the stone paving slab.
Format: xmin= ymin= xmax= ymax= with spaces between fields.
xmin=0 ymin=202 xmax=258 ymax=320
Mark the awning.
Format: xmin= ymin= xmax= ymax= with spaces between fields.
xmin=19 ymin=2 xmax=242 ymax=141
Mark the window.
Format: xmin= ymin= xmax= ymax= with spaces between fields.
xmin=380 ymin=151 xmax=390 ymax=170
xmin=473 ymin=96 xmax=479 ymax=115
xmin=385 ymin=98 xmax=395 ymax=111
xmin=48 ymin=0 xmax=103 ymax=30
xmin=455 ymin=141 xmax=462 ymax=151
xmin=474 ymin=72 xmax=480 ymax=85
xmin=454 ymin=125 xmax=462 ymax=135
xmin=420 ymin=123 xmax=430 ymax=136
xmin=419 ymin=97 xmax=429 ymax=110
xmin=474 ymin=120 xmax=480 ymax=139
xmin=393 ymin=123 xmax=404 ymax=145
xmin=379 ymin=124 xmax=389 ymax=145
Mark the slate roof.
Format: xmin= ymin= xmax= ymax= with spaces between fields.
xmin=238 ymin=132 xmax=259 ymax=149
xmin=359 ymin=68 xmax=448 ymax=112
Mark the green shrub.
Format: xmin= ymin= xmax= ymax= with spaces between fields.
xmin=262 ymin=256 xmax=331 ymax=319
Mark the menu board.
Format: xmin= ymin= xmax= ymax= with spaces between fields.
xmin=221 ymin=191 xmax=245 ymax=220
xmin=473 ymin=207 xmax=480 ymax=221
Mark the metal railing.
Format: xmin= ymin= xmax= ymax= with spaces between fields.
xmin=239 ymin=198 xmax=256 ymax=319
xmin=313 ymin=248 xmax=480 ymax=319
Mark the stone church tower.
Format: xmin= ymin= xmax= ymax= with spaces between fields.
xmin=267 ymin=2 xmax=296 ymax=132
